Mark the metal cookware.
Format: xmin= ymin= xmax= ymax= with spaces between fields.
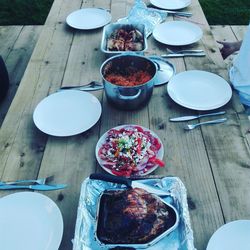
xmin=100 ymin=54 xmax=158 ymax=110
xmin=94 ymin=183 xmax=179 ymax=248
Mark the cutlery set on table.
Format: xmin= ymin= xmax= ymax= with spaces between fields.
xmin=170 ymin=111 xmax=227 ymax=130
xmin=0 ymin=176 xmax=67 ymax=191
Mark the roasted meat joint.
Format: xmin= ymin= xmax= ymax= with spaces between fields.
xmin=97 ymin=188 xmax=177 ymax=245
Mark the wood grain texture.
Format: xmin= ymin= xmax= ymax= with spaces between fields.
xmin=0 ymin=25 xmax=42 ymax=126
xmin=0 ymin=0 xmax=250 ymax=249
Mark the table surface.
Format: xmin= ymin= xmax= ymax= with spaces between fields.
xmin=1 ymin=0 xmax=250 ymax=249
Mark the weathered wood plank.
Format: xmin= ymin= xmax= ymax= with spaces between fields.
xmin=0 ymin=0 xmax=249 ymax=249
xmin=0 ymin=26 xmax=23 ymax=61
xmin=36 ymin=0 xmax=111 ymax=248
xmin=145 ymin=5 xmax=225 ymax=250
xmin=190 ymin=18 xmax=250 ymax=249
xmin=0 ymin=25 xmax=42 ymax=126
xmin=0 ymin=0 xmax=81 ymax=190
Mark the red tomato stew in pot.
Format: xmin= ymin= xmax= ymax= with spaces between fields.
xmin=98 ymin=126 xmax=164 ymax=177
xmin=105 ymin=70 xmax=152 ymax=87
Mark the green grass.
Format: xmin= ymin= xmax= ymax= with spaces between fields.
xmin=0 ymin=0 xmax=249 ymax=25
xmin=0 ymin=0 xmax=54 ymax=25
xmin=199 ymin=0 xmax=250 ymax=25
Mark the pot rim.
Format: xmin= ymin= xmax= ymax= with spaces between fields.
xmin=100 ymin=54 xmax=157 ymax=88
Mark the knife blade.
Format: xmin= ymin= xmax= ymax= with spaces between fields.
xmin=89 ymin=173 xmax=170 ymax=196
xmin=169 ymin=111 xmax=226 ymax=122
xmin=161 ymin=52 xmax=206 ymax=58
xmin=0 ymin=184 xmax=67 ymax=191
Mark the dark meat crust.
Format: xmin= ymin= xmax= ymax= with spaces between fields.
xmin=97 ymin=188 xmax=173 ymax=244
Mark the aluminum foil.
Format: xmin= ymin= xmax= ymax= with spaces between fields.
xmin=73 ymin=177 xmax=196 ymax=250
xmin=118 ymin=0 xmax=167 ymax=37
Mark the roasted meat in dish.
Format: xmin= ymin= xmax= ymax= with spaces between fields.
xmin=97 ymin=188 xmax=176 ymax=244
xmin=107 ymin=27 xmax=144 ymax=51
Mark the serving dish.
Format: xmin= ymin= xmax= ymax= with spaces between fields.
xmin=95 ymin=188 xmax=179 ymax=248
xmin=95 ymin=125 xmax=164 ymax=177
xmin=73 ymin=176 xmax=196 ymax=250
xmin=101 ymin=23 xmax=147 ymax=56
xmin=100 ymin=54 xmax=158 ymax=110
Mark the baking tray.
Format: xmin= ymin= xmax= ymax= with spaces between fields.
xmin=100 ymin=22 xmax=148 ymax=57
xmin=95 ymin=188 xmax=179 ymax=248
xmin=73 ymin=176 xmax=196 ymax=250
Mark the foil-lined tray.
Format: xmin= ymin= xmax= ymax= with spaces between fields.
xmin=73 ymin=177 xmax=196 ymax=250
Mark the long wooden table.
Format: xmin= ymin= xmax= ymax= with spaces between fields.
xmin=1 ymin=0 xmax=250 ymax=249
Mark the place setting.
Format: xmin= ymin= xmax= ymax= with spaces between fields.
xmin=0 ymin=191 xmax=64 ymax=250
xmin=166 ymin=70 xmax=232 ymax=130
xmin=66 ymin=7 xmax=112 ymax=30
xmin=153 ymin=20 xmax=203 ymax=46
xmin=150 ymin=0 xmax=192 ymax=10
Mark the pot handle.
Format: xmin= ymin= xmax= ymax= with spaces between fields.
xmin=117 ymin=88 xmax=142 ymax=100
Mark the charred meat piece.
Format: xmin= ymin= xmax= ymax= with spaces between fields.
xmin=97 ymin=188 xmax=176 ymax=244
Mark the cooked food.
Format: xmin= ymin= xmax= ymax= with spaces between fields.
xmin=98 ymin=126 xmax=164 ymax=177
xmin=105 ymin=69 xmax=152 ymax=86
xmin=97 ymin=188 xmax=176 ymax=244
xmin=107 ymin=27 xmax=144 ymax=51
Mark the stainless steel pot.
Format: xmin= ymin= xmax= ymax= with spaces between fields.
xmin=100 ymin=54 xmax=157 ymax=110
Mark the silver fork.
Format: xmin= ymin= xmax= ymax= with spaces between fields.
xmin=60 ymin=81 xmax=103 ymax=91
xmin=184 ymin=118 xmax=227 ymax=130
xmin=0 ymin=175 xmax=54 ymax=186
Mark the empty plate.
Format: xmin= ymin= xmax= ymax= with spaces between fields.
xmin=0 ymin=192 xmax=63 ymax=250
xmin=150 ymin=0 xmax=191 ymax=10
xmin=153 ymin=21 xmax=203 ymax=46
xmin=167 ymin=70 xmax=232 ymax=110
xmin=66 ymin=8 xmax=112 ymax=30
xmin=207 ymin=220 xmax=250 ymax=250
xmin=33 ymin=90 xmax=102 ymax=136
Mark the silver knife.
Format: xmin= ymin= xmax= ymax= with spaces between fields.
xmin=89 ymin=173 xmax=170 ymax=196
xmin=161 ymin=52 xmax=206 ymax=58
xmin=0 ymin=184 xmax=67 ymax=191
xmin=169 ymin=111 xmax=226 ymax=122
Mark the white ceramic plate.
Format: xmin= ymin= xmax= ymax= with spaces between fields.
xmin=33 ymin=90 xmax=102 ymax=136
xmin=150 ymin=0 xmax=191 ymax=10
xmin=66 ymin=8 xmax=112 ymax=30
xmin=0 ymin=192 xmax=63 ymax=250
xmin=96 ymin=125 xmax=164 ymax=176
xmin=153 ymin=21 xmax=203 ymax=46
xmin=207 ymin=220 xmax=250 ymax=250
xmin=167 ymin=70 xmax=232 ymax=110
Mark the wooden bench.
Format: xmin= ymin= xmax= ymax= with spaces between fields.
xmin=0 ymin=25 xmax=42 ymax=126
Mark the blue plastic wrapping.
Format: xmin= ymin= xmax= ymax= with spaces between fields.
xmin=118 ymin=0 xmax=167 ymax=37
